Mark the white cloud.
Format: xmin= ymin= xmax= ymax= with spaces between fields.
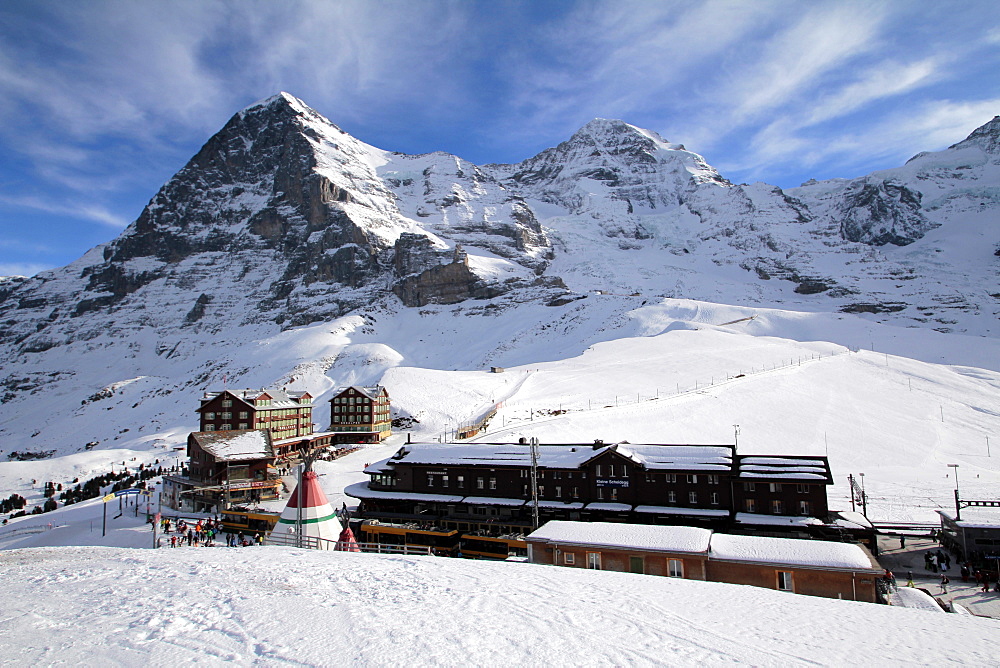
xmin=0 ymin=262 xmax=52 ymax=278
xmin=0 ymin=194 xmax=129 ymax=229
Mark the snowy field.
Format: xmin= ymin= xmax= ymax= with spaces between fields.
xmin=2 ymin=543 xmax=998 ymax=667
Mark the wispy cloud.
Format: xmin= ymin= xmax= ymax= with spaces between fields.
xmin=0 ymin=194 xmax=129 ymax=229
xmin=0 ymin=262 xmax=52 ymax=278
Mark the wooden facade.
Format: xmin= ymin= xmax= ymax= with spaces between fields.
xmin=527 ymin=520 xmax=883 ymax=603
xmin=349 ymin=442 xmax=843 ymax=539
xmin=174 ymin=430 xmax=282 ymax=512
xmin=197 ymin=389 xmax=314 ymax=441
xmin=328 ymin=385 xmax=392 ymax=444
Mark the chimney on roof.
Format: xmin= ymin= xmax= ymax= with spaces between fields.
xmin=593 ymin=439 xmax=604 ymax=450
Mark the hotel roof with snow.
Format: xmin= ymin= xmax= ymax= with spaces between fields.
xmin=189 ymin=429 xmax=274 ymax=462
xmin=365 ymin=442 xmax=736 ymax=473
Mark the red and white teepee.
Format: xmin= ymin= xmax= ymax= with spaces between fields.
xmin=267 ymin=470 xmax=341 ymax=545
xmin=335 ymin=526 xmax=361 ymax=552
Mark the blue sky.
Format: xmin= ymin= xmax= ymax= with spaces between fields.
xmin=1 ymin=0 xmax=998 ymax=276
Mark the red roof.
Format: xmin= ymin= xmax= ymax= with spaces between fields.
xmin=286 ymin=471 xmax=331 ymax=509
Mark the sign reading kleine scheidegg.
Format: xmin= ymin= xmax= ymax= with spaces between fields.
xmin=595 ymin=478 xmax=630 ymax=488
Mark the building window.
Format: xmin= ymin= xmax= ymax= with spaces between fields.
xmin=610 ymin=488 xmax=618 ymax=501
xmin=796 ymin=484 xmax=809 ymax=494
xmin=745 ymin=498 xmax=756 ymax=513
xmin=769 ymin=483 xmax=783 ymax=493
xmin=221 ymin=400 xmax=232 ymax=407
xmin=221 ymin=412 xmax=232 ymax=420
xmin=687 ymin=474 xmax=698 ymax=484
xmin=573 ymin=486 xmax=579 ymax=498
xmin=521 ymin=470 xmax=528 ymax=478
xmin=743 ymin=482 xmax=755 ymax=492
xmin=668 ymin=559 xmax=684 ymax=578
xmin=239 ymin=412 xmax=248 ymax=419
xmin=539 ymin=485 xmax=545 ymax=497
xmin=205 ymin=412 xmax=215 ymax=420
xmin=710 ymin=492 xmax=720 ymax=505
xmin=555 ymin=486 xmax=562 ymax=498
xmin=597 ymin=487 xmax=604 ymax=500
xmin=772 ymin=500 xmax=783 ymax=514
xmin=204 ymin=425 xmax=215 ymax=432
xmin=221 ymin=424 xmax=231 ymax=431
xmin=799 ymin=500 xmax=810 ymax=515
xmin=427 ymin=475 xmax=434 ymax=488
xmin=477 ymin=477 xmax=484 ymax=490
xmin=457 ymin=475 xmax=464 ymax=489
xmin=688 ymin=491 xmax=698 ymax=504
xmin=668 ymin=491 xmax=676 ymax=504
xmin=777 ymin=571 xmax=793 ymax=591
xmin=587 ymin=552 xmax=601 ymax=570
xmin=666 ymin=474 xmax=677 ymax=484
xmin=489 ymin=477 xmax=497 ymax=490
xmin=707 ymin=475 xmax=719 ymax=485
xmin=442 ymin=475 xmax=449 ymax=488
xmin=238 ymin=423 xmax=248 ymax=430
xmin=564 ymin=552 xmax=575 ymax=565
xmin=595 ymin=464 xmax=602 ymax=476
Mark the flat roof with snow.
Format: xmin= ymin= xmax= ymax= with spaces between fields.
xmin=528 ymin=520 xmax=712 ymax=554
xmin=709 ymin=533 xmax=879 ymax=571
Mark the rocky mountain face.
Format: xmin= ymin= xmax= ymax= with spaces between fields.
xmin=0 ymin=96 xmax=997 ymax=415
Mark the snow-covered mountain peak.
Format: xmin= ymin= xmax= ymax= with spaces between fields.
xmin=239 ymin=91 xmax=313 ymax=119
xmin=948 ymin=114 xmax=1000 ymax=154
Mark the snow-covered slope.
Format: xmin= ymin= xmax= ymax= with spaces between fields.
xmin=0 ymin=94 xmax=997 ymax=521
xmin=2 ymin=543 xmax=998 ymax=666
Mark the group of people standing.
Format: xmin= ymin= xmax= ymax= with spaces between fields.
xmin=157 ymin=516 xmax=262 ymax=548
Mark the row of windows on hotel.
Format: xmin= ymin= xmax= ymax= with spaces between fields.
xmin=204 ymin=409 xmax=308 ymax=420
xmin=204 ymin=420 xmax=301 ymax=432
xmin=373 ymin=473 xmax=813 ymax=515
xmin=566 ymin=553 xmax=794 ymax=589
xmin=332 ymin=405 xmax=389 ymax=414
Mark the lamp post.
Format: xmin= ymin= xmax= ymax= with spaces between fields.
xmin=859 ymin=472 xmax=868 ymax=519
xmin=948 ymin=464 xmax=961 ymax=521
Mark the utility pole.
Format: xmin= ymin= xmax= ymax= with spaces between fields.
xmin=529 ymin=437 xmax=540 ymax=531
xmin=848 ymin=475 xmax=856 ymax=513
xmin=859 ymin=472 xmax=868 ymax=519
xmin=733 ymin=424 xmax=740 ymax=453
xmin=948 ymin=464 xmax=961 ymax=521
xmin=296 ymin=463 xmax=303 ymax=548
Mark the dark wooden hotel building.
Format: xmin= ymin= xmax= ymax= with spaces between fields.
xmin=198 ymin=388 xmax=315 ymax=441
xmin=347 ymin=441 xmax=842 ymax=538
xmin=328 ymin=385 xmax=392 ymax=444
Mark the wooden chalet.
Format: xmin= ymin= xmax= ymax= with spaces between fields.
xmin=526 ymin=520 xmax=883 ymax=603
xmin=328 ymin=385 xmax=392 ymax=444
xmin=346 ymin=441 xmax=842 ymax=539
xmin=197 ymin=388 xmax=315 ymax=441
xmin=163 ymin=430 xmax=281 ymax=512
